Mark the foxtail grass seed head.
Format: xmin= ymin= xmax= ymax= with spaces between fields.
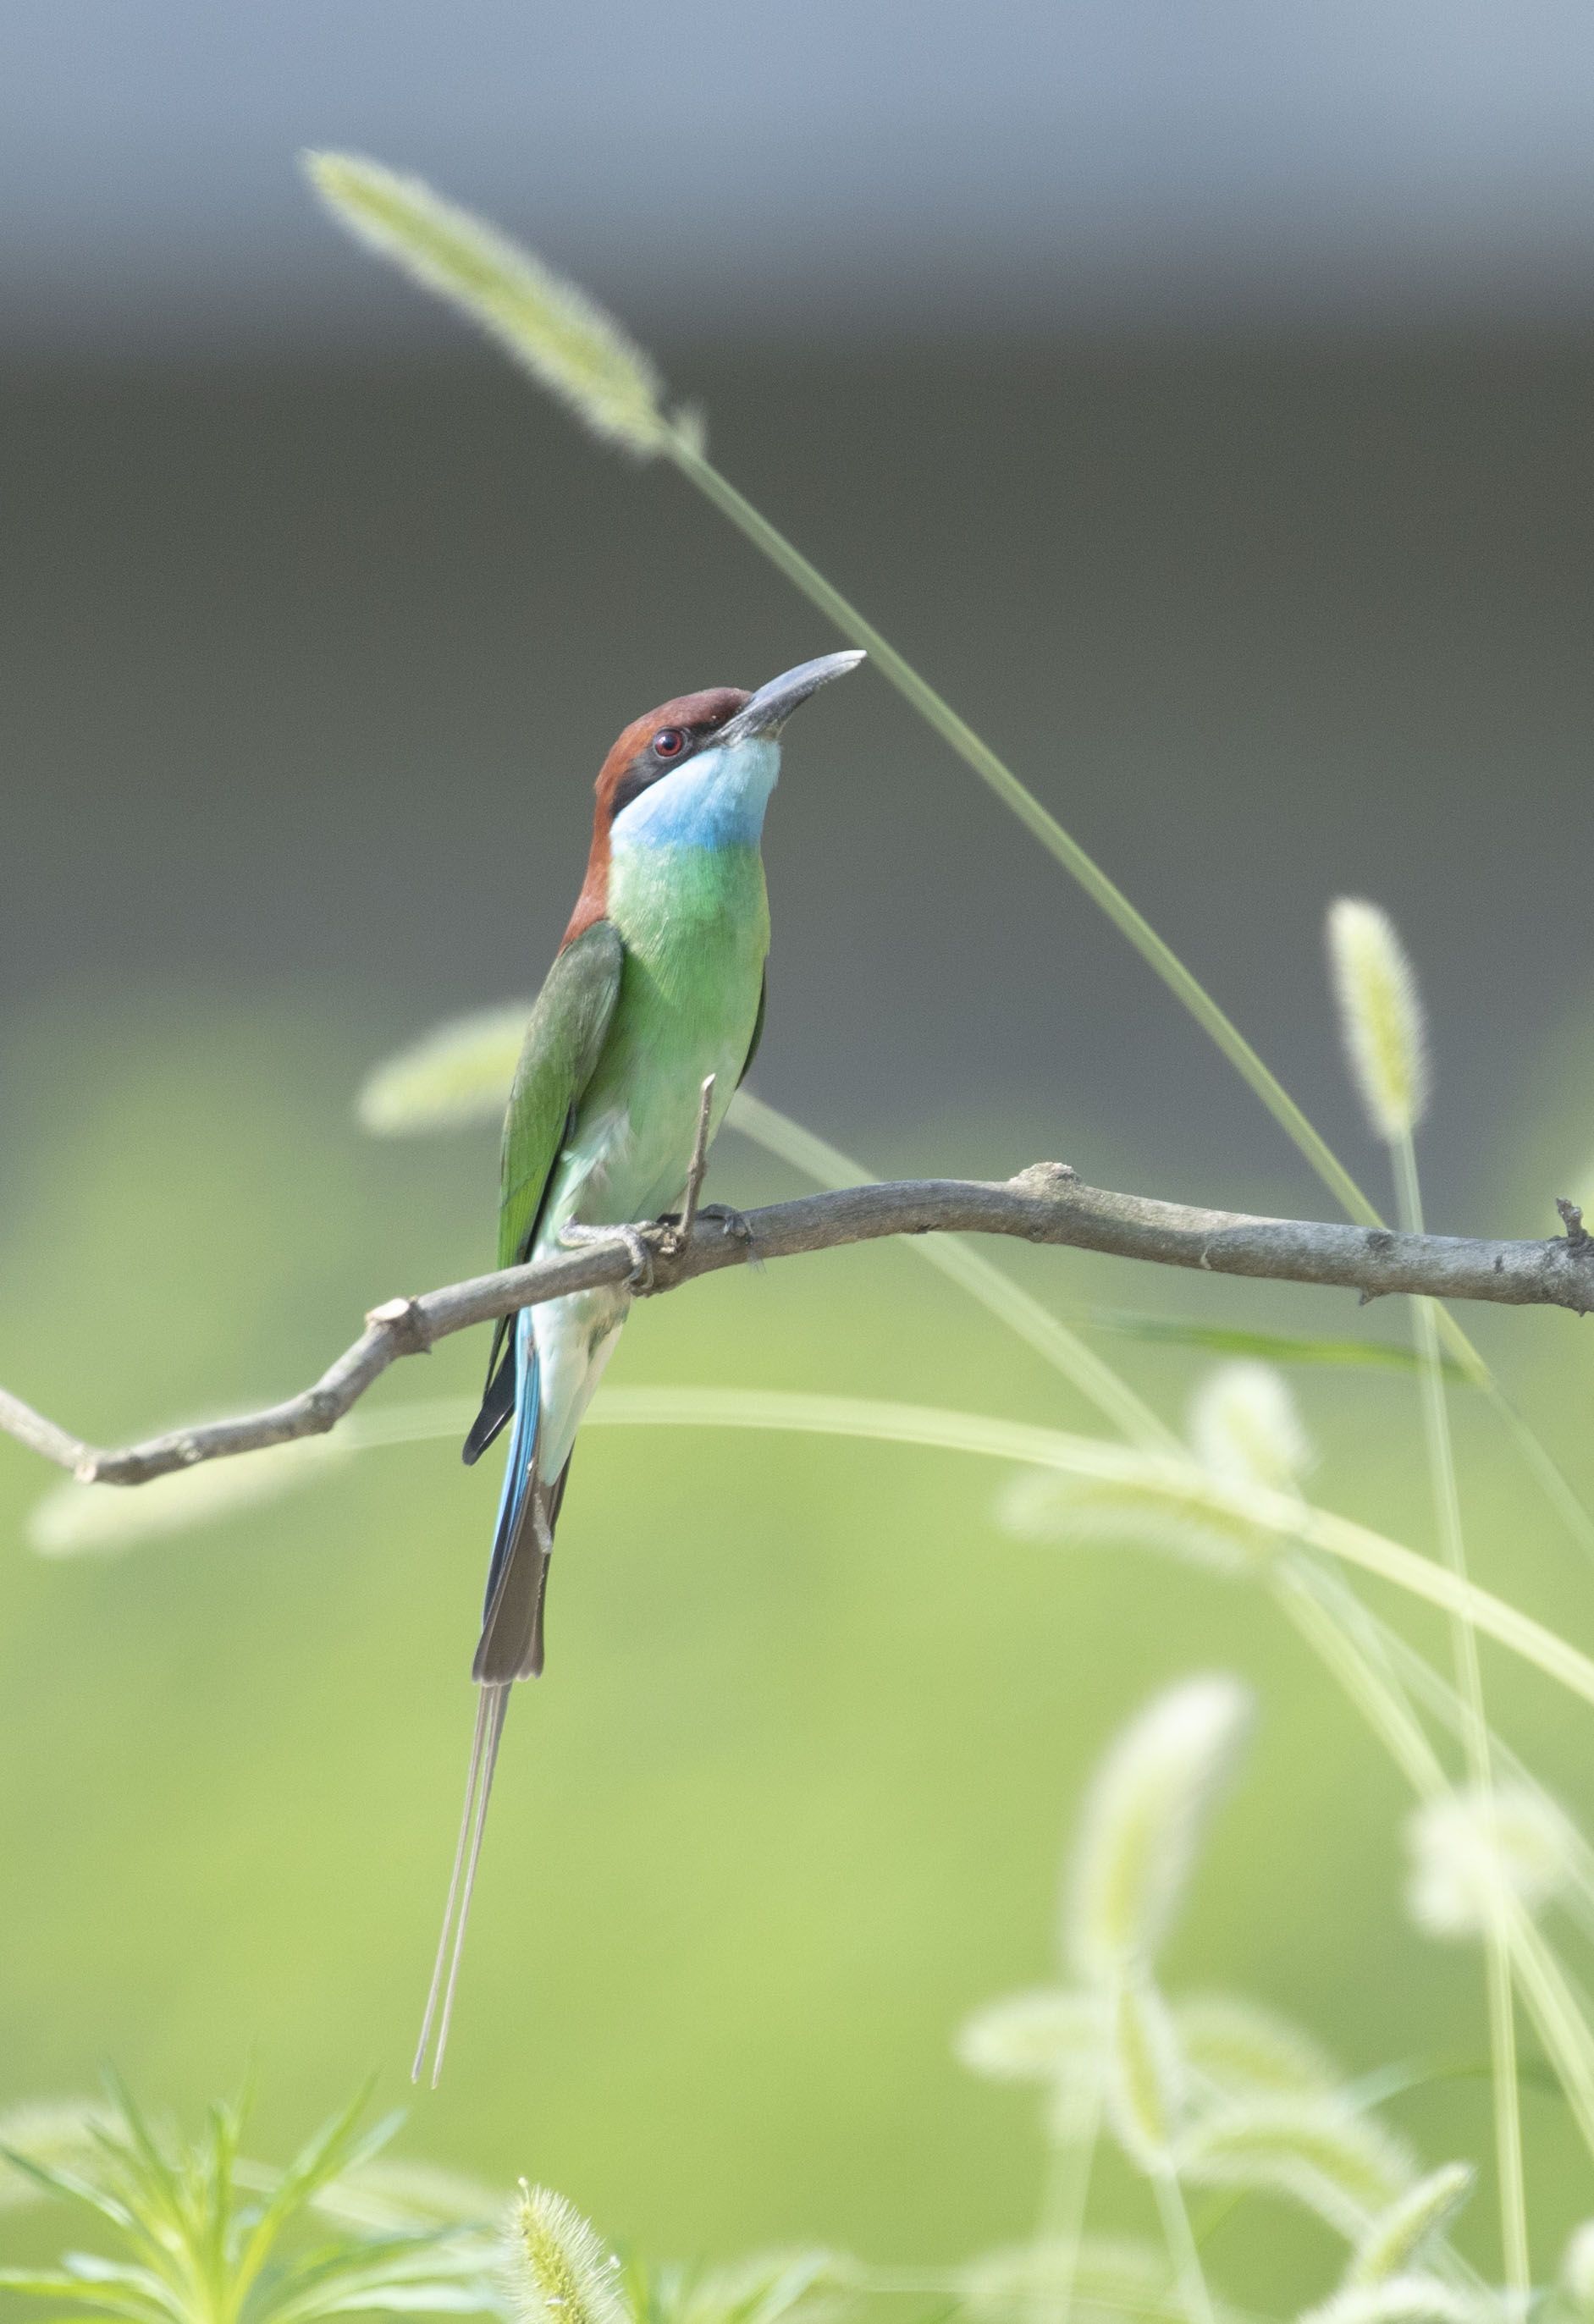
xmin=1564 ymin=2222 xmax=1594 ymax=2319
xmin=305 ymin=156 xmax=672 ymax=456
xmin=1405 ymin=1784 xmax=1577 ymax=1938
xmin=507 ymin=2184 xmax=631 ymax=2324
xmin=1326 ymin=899 xmax=1431 ymax=1144
xmin=960 ymin=2236 xmax=1205 ymax=2324
xmin=1344 ymin=2164 xmax=1475 ymax=2288
xmin=1172 ymin=1994 xmax=1340 ymax=2102
xmin=1299 ymin=2277 xmax=1487 ymax=2324
xmin=313 ymin=2156 xmax=506 ymax=2233
xmin=1189 ymin=1363 xmax=1312 ymax=1495
xmin=1065 ymin=1677 xmax=1253 ymax=1984
xmin=357 ymin=1003 xmax=530 ymax=1135
xmin=1104 ymin=1976 xmax=1186 ymax=2171
xmin=27 ymin=1435 xmax=341 ymax=1559
xmin=1178 ymin=2096 xmax=1415 ymax=2239
xmin=0 ymin=2097 xmax=114 ymax=2209
xmin=680 ymin=2249 xmax=857 ymax=2324
xmin=999 ymin=1464 xmax=1276 ymax=1578
xmin=954 ymin=1987 xmax=1104 ymax=2084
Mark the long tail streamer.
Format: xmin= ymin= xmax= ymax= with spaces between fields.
xmin=411 ymin=1680 xmax=510 ymax=2086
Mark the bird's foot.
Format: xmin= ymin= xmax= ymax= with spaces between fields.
xmin=558 ymin=1221 xmax=656 ymax=1293
xmin=696 ymin=1202 xmax=758 ymax=1250
xmin=651 ymin=1202 xmax=761 ymax=1272
xmin=654 ymin=1200 xmax=756 ymax=1253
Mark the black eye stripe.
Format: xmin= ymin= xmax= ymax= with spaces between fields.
xmin=610 ymin=722 xmax=709 ymax=818
xmin=610 ymin=767 xmax=654 ymax=818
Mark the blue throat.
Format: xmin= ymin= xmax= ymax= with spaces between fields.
xmin=610 ymin=736 xmax=781 ymax=854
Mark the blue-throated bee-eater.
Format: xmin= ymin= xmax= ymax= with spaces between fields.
xmin=413 ymin=648 xmax=865 ymax=2081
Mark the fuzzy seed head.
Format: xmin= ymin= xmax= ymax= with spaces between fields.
xmin=1345 ymin=2163 xmax=1475 ymax=2288
xmin=0 ymin=2097 xmax=114 ymax=2209
xmin=1105 ymin=1976 xmax=1186 ymax=2171
xmin=1299 ymin=2276 xmax=1487 ymax=2324
xmin=678 ymin=2248 xmax=856 ymax=2324
xmin=1326 ymin=898 xmax=1431 ymax=1143
xmin=960 ymin=2235 xmax=1213 ymax=2324
xmin=507 ymin=2184 xmax=631 ymax=2324
xmin=28 ymin=1435 xmax=340 ymax=1559
xmin=1173 ymin=1993 xmax=1341 ymax=2101
xmin=954 ymin=1987 xmax=1104 ymax=2085
xmin=1564 ymin=2222 xmax=1594 ymax=2318
xmin=1178 ymin=2095 xmax=1415 ymax=2238
xmin=314 ymin=2156 xmax=507 ymax=2233
xmin=1189 ymin=1363 xmax=1312 ymax=1495
xmin=1065 ymin=1677 xmax=1253 ymax=1983
xmin=357 ymin=1003 xmax=530 ymax=1135
xmin=306 ymin=156 xmax=671 ymax=456
xmin=1405 ymin=1784 xmax=1577 ymax=1939
xmin=999 ymin=1465 xmax=1277 ymax=1578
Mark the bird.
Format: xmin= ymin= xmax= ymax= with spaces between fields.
xmin=412 ymin=647 xmax=866 ymax=2083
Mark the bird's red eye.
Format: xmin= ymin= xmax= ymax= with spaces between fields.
xmin=652 ymin=727 xmax=687 ymax=758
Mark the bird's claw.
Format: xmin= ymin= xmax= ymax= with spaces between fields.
xmin=558 ymin=1221 xmax=656 ymax=1293
xmin=695 ymin=1202 xmax=757 ymax=1248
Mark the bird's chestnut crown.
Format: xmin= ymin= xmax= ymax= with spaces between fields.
xmin=601 ymin=686 xmax=751 ymax=823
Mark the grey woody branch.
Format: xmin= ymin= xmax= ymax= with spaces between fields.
xmin=2 ymin=1166 xmax=1591 ymax=1489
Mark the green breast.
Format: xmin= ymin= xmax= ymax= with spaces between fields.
xmin=608 ymin=840 xmax=769 ymax=1012
xmin=565 ymin=841 xmax=770 ymax=1225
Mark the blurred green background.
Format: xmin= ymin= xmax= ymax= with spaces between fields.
xmin=5 ymin=3 xmax=1594 ymax=2310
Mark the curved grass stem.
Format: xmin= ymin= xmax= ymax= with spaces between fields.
xmin=1279 ymin=1558 xmax=1594 ymax=2201
xmin=668 ymin=438 xmax=1374 ymax=1222
xmin=1035 ymin=2072 xmax=1106 ymax=2324
xmin=1393 ymin=1134 xmax=1528 ymax=2302
xmin=727 ymin=1091 xmax=1178 ymax=1455
xmin=665 ymin=431 xmax=1594 ymax=1564
xmin=1149 ymin=2165 xmax=1215 ymax=2324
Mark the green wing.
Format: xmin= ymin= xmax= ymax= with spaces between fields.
xmin=739 ymin=968 xmax=767 ymax=1085
xmin=463 ymin=920 xmax=625 ymax=1466
xmin=496 ymin=919 xmax=626 ymax=1270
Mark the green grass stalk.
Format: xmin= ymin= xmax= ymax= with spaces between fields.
xmin=729 ymin=1093 xmax=1177 ymax=1453
xmin=669 ymin=438 xmax=1376 ymax=1220
xmin=1149 ymin=2163 xmax=1216 ymax=2324
xmin=312 ymin=154 xmax=1594 ymax=1567
xmin=1279 ymin=1557 xmax=1594 ymax=2182
xmin=668 ymin=434 xmax=1594 ymax=1564
xmin=1035 ymin=2073 xmax=1106 ymax=2324
xmin=1393 ymin=1135 xmax=1527 ymax=2304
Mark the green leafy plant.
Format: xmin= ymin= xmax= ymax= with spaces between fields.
xmin=0 ymin=2084 xmax=498 ymax=2324
xmin=8 ymin=1694 xmax=1594 ymax=2324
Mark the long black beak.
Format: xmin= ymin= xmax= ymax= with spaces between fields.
xmin=718 ymin=649 xmax=866 ymax=743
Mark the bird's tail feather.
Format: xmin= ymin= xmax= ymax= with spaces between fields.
xmin=413 ymin=1318 xmax=565 ymax=2085
xmin=480 ymin=1315 xmax=540 ymax=1624
xmin=411 ymin=1677 xmax=510 ymax=2087
xmin=474 ymin=1317 xmax=558 ymax=1682
xmin=461 ymin=1337 xmax=516 ymax=1465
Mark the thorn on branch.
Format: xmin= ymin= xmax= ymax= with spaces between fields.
xmin=1557 ymin=1198 xmax=1591 ymax=1255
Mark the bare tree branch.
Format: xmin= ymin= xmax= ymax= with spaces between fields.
xmin=3 ymin=1167 xmax=1590 ymax=1490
